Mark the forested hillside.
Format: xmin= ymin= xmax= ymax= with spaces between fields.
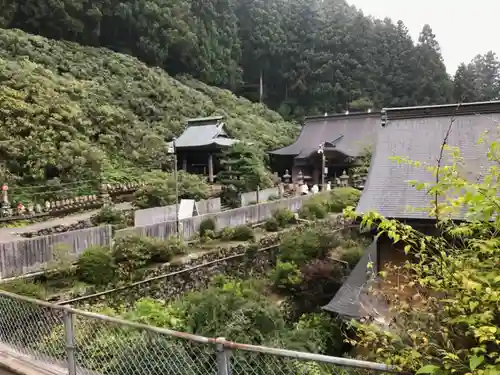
xmin=1 ymin=0 xmax=454 ymax=118
xmin=0 ymin=28 xmax=297 ymax=186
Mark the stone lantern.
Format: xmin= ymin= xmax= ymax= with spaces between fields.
xmin=297 ymin=170 xmax=304 ymax=185
xmin=282 ymin=169 xmax=291 ymax=184
xmin=340 ymin=170 xmax=349 ymax=187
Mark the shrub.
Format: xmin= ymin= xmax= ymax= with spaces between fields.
xmin=270 ymin=261 xmax=302 ymax=292
xmin=220 ymin=227 xmax=235 ymax=241
xmin=340 ymin=246 xmax=364 ymax=268
xmin=201 ymin=229 xmax=216 ymax=242
xmin=326 ymin=187 xmax=361 ymax=212
xmin=299 ymin=201 xmax=327 ymax=219
xmin=112 ymin=236 xmax=174 ymax=277
xmin=199 ymin=217 xmax=216 ymax=237
xmin=134 ymin=171 xmax=210 ymax=209
xmin=0 ymin=279 xmax=47 ymax=299
xmin=293 ymin=260 xmax=343 ymax=316
xmin=145 ymin=238 xmax=175 ymax=263
xmin=91 ymin=206 xmax=126 ymax=225
xmin=279 ymin=227 xmax=333 ymax=265
xmin=268 ymin=194 xmax=280 ymax=201
xmin=264 ymin=217 xmax=280 ymax=232
xmin=231 ymin=225 xmax=255 ymax=241
xmin=77 ymin=246 xmax=116 ymax=285
xmin=165 ymin=237 xmax=187 ymax=256
xmin=273 ymin=208 xmax=296 ymax=227
xmin=112 ymin=236 xmax=151 ymax=270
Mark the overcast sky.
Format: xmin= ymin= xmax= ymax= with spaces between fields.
xmin=347 ymin=0 xmax=499 ymax=76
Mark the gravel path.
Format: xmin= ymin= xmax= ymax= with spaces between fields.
xmin=0 ymin=202 xmax=133 ymax=242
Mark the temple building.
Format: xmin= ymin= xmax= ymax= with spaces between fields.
xmin=269 ymin=112 xmax=380 ymax=184
xmin=323 ymin=100 xmax=500 ymax=319
xmin=174 ymin=116 xmax=238 ymax=183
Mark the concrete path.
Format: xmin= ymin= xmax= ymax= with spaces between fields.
xmin=0 ymin=202 xmax=133 ymax=242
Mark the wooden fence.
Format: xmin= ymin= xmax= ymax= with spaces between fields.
xmin=240 ymin=187 xmax=281 ymax=206
xmin=134 ymin=198 xmax=221 ymax=226
xmin=0 ymin=194 xmax=317 ymax=279
xmin=0 ymin=225 xmax=112 ymax=279
xmin=116 ymin=194 xmax=312 ymax=241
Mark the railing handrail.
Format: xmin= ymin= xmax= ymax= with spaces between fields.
xmin=0 ymin=289 xmax=395 ymax=371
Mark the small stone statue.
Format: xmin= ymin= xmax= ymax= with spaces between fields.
xmin=17 ymin=202 xmax=25 ymax=216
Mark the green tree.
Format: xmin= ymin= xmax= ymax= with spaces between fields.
xmin=453 ymin=62 xmax=482 ymax=102
xmin=454 ymin=52 xmax=500 ymax=102
xmin=412 ymin=24 xmax=453 ymax=105
xmin=134 ymin=171 xmax=210 ymax=209
xmin=217 ymin=142 xmax=273 ymax=205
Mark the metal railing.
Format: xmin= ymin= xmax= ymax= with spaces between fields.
xmin=0 ymin=290 xmax=394 ymax=375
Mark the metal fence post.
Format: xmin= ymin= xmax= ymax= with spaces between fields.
xmin=63 ymin=310 xmax=77 ymax=375
xmin=216 ymin=337 xmax=231 ymax=375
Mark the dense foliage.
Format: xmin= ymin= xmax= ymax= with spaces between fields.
xmin=133 ymin=171 xmax=210 ymax=209
xmin=1 ymin=0 xmax=454 ymax=119
xmin=28 ymin=277 xmax=342 ymax=375
xmin=218 ymin=143 xmax=274 ymax=207
xmin=453 ymin=51 xmax=500 ymax=102
xmin=0 ymin=28 xmax=296 ymax=187
xmin=346 ymin=132 xmax=500 ymax=374
xmin=298 ymin=187 xmax=361 ymax=220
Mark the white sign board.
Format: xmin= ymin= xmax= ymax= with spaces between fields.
xmin=178 ymin=199 xmax=199 ymax=220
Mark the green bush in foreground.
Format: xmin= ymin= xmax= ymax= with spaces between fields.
xmin=0 ymin=278 xmax=47 ymax=299
xmin=326 ymin=187 xmax=361 ymax=212
xmin=91 ymin=206 xmax=126 ymax=226
xmin=199 ymin=217 xmax=216 ymax=237
xmin=264 ymin=217 xmax=280 ymax=232
xmin=272 ymin=208 xmax=296 ymax=227
xmin=270 ymin=261 xmax=302 ymax=292
xmin=231 ymin=225 xmax=255 ymax=241
xmin=298 ymin=188 xmax=361 ymax=219
xmin=112 ymin=236 xmax=178 ymax=278
xmin=77 ymin=246 xmax=116 ymax=286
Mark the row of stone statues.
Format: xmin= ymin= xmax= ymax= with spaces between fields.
xmin=0 ymin=182 xmax=144 ymax=218
xmin=281 ymin=169 xmax=367 ymax=190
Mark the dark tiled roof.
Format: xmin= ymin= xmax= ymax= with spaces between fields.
xmin=322 ymin=240 xmax=379 ymax=318
xmin=176 ymin=117 xmax=238 ymax=149
xmin=187 ymin=116 xmax=224 ymax=126
xmin=270 ymin=112 xmax=379 ymax=159
xmin=357 ymin=101 xmax=500 ymax=220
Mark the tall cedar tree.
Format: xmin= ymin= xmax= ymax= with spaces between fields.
xmin=453 ymin=51 xmax=500 ymax=102
xmin=217 ymin=143 xmax=273 ymax=204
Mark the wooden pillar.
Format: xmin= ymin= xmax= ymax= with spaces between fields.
xmin=208 ymin=153 xmax=214 ymax=183
xmin=182 ymin=156 xmax=187 ymax=171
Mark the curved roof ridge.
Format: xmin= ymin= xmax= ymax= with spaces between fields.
xmin=270 ymin=114 xmax=379 ymax=158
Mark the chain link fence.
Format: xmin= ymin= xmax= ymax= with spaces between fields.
xmin=0 ymin=290 xmax=395 ymax=375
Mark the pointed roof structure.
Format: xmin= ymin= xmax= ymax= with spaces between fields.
xmin=325 ymin=100 xmax=500 ymax=319
xmin=270 ymin=112 xmax=379 ymax=159
xmin=322 ymin=240 xmax=380 ymax=318
xmin=356 ymin=100 xmax=500 ymax=220
xmin=175 ymin=116 xmax=239 ymax=149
